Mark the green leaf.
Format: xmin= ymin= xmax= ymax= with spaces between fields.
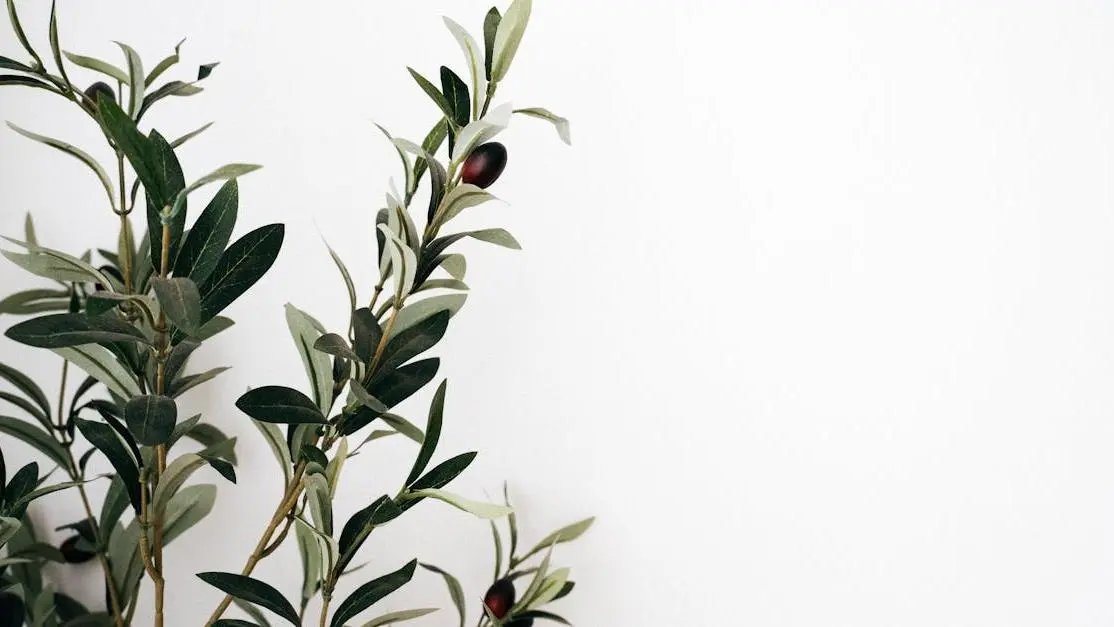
xmin=173 ymin=180 xmax=238 ymax=284
xmin=151 ymin=277 xmax=202 ymax=335
xmin=313 ymin=334 xmax=359 ymax=362
xmin=98 ymin=475 xmax=129 ymax=541
xmin=198 ymin=62 xmax=218 ymax=80
xmin=5 ymin=312 xmax=149 ymax=348
xmin=0 ymin=74 xmax=58 ymax=92
xmin=168 ymin=366 xmax=230 ymax=398
xmin=451 ymin=103 xmax=511 ymax=162
xmin=294 ymin=517 xmax=322 ymax=608
xmin=491 ymin=520 xmax=504 ymax=581
xmin=304 ymin=473 xmax=332 ymax=535
xmin=359 ymin=608 xmax=438 ymax=627
xmin=123 ymin=395 xmax=177 ymax=446
xmin=164 ymin=339 xmax=199 ymax=386
xmin=199 ymin=224 xmax=284 ymax=322
xmin=0 ymin=392 xmax=48 ymax=428
xmin=6 ymin=0 xmax=40 ymax=67
xmin=196 ymin=573 xmax=300 ymax=626
xmin=199 ymin=454 xmax=236 ymax=483
xmin=374 ymin=124 xmax=413 ymax=205
xmin=213 ymin=621 xmax=260 ymax=627
xmin=170 ymin=164 xmax=261 ymax=220
xmin=114 ymin=42 xmax=144 ymax=117
xmin=0 ymin=416 xmax=66 ymax=470
xmin=371 ymin=311 xmax=449 ymax=384
xmin=63 ymin=51 xmax=127 ymax=83
xmin=409 ymin=451 xmax=476 ymax=492
xmin=491 ymin=0 xmax=532 ymax=82
xmin=411 ymin=119 xmax=449 ymax=198
xmin=232 ymin=596 xmax=273 ymax=627
xmin=366 ymin=358 xmax=440 ymax=410
xmin=0 ymin=363 xmax=51 ymax=423
xmin=404 ymin=381 xmax=446 ymax=485
xmin=2 ymin=238 xmax=115 ymax=286
xmin=435 ymin=184 xmax=498 ymax=226
xmin=74 ymin=418 xmax=140 ymax=511
xmin=251 ymin=419 xmax=292 ymax=486
xmin=388 ymin=294 xmax=468 ymax=340
xmin=285 ymin=304 xmax=332 ymax=416
xmin=515 ymin=107 xmax=571 ymax=145
xmin=0 ymin=55 xmax=33 ymax=73
xmin=378 ymin=413 xmax=423 ymax=444
xmin=414 ymin=278 xmax=468 ymax=294
xmin=5 ymin=123 xmax=114 ymax=209
xmin=9 ymin=478 xmax=92 ymax=511
xmin=179 ymin=421 xmax=238 ymax=464
xmin=145 ymin=38 xmax=184 ymax=86
xmin=516 ymin=610 xmax=571 ymax=625
xmin=236 ymin=386 xmax=325 ymax=424
xmin=162 ymin=483 xmax=216 ymax=547
xmin=440 ymin=66 xmax=470 ymax=129
xmin=352 ymin=308 xmax=382 ymax=364
xmin=195 ymin=315 xmax=235 ymax=341
xmin=420 ymin=563 xmax=466 ymax=627
xmin=377 ymin=225 xmax=416 ymax=302
xmin=406 ymin=67 xmax=455 ymax=123
xmin=443 ymin=17 xmax=485 ymax=119
xmin=337 ymin=496 xmax=393 ymax=571
xmin=96 ymin=96 xmax=165 ymax=206
xmin=322 ymin=238 xmax=357 ymax=316
xmin=519 ymin=518 xmax=595 ymax=563
xmin=145 ymin=130 xmax=187 ymax=273
xmin=53 ymin=345 xmax=141 ymax=399
xmin=170 ymin=121 xmax=214 ymax=149
xmin=137 ymin=80 xmax=203 ymax=120
xmin=505 ymin=483 xmax=519 ymax=559
xmin=150 ymin=453 xmax=208 ymax=514
xmin=330 ymin=559 xmax=418 ymax=627
xmin=525 ymin=567 xmax=570 ymax=610
xmin=483 ymin=7 xmax=502 ymax=80
xmin=0 ymin=288 xmax=70 ymax=316
xmin=403 ymin=489 xmax=512 ymax=519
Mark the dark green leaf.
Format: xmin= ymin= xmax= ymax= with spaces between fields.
xmin=369 ymin=362 xmax=438 ymax=415
xmin=0 ymin=288 xmax=69 ymax=315
xmin=517 ymin=610 xmax=571 ymax=624
xmin=402 ymin=380 xmax=446 ymax=486
xmin=198 ymin=62 xmax=218 ymax=80
xmin=410 ymin=452 xmax=476 ymax=491
xmin=213 ymin=621 xmax=260 ymax=627
xmin=440 ymin=66 xmax=470 ymax=128
xmin=123 ymin=395 xmax=177 ymax=446
xmin=552 ymin=580 xmax=575 ymax=601
xmin=330 ymin=559 xmax=417 ymax=627
xmin=198 ymin=455 xmax=236 ymax=483
xmin=0 ymin=392 xmax=47 ymax=428
xmin=421 ymin=563 xmax=466 ymax=627
xmin=299 ymin=445 xmax=328 ymax=469
xmin=74 ymin=418 xmax=140 ymax=511
xmin=198 ymin=224 xmax=284 ymax=322
xmin=313 ymin=333 xmax=359 ymax=362
xmin=195 ymin=315 xmax=235 ymax=341
xmin=407 ymin=67 xmax=455 ymax=122
xmin=164 ymin=339 xmax=200 ymax=384
xmin=0 ymin=364 xmax=50 ymax=421
xmin=0 ymin=416 xmax=68 ymax=470
xmin=412 ymin=119 xmax=449 ymax=199
xmin=352 ymin=308 xmax=381 ymax=364
xmin=0 ymin=55 xmax=33 ymax=73
xmin=54 ymin=592 xmax=88 ymax=622
xmin=196 ymin=572 xmax=299 ymax=625
xmin=137 ymin=80 xmax=203 ymax=120
xmin=173 ymin=180 xmax=238 ymax=284
xmin=178 ymin=421 xmax=237 ymax=464
xmin=4 ymin=462 xmax=37 ymax=512
xmin=151 ymin=277 xmax=201 ymax=335
xmin=96 ymin=96 xmax=166 ymax=207
xmin=168 ymin=366 xmax=230 ymax=398
xmin=235 ymin=386 xmax=325 ymax=425
xmin=4 ymin=312 xmax=149 ymax=348
xmin=145 ymin=130 xmax=187 ymax=274
xmin=98 ymin=476 xmax=128 ymax=542
xmin=84 ymin=400 xmax=143 ymax=466
xmin=484 ymin=8 xmax=502 ymax=80
xmin=370 ymin=311 xmax=449 ymax=384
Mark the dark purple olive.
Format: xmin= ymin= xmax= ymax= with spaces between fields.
xmin=483 ymin=578 xmax=516 ymax=619
xmin=461 ymin=142 xmax=508 ymax=189
xmin=83 ymin=81 xmax=116 ymax=110
xmin=59 ymin=535 xmax=96 ymax=564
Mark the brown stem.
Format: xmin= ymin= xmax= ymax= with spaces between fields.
xmin=318 ymin=595 xmax=332 ymax=627
xmin=260 ymin=512 xmax=296 ymax=558
xmin=204 ymin=464 xmax=309 ymax=626
xmin=149 ymin=220 xmax=172 ymax=627
xmin=117 ymin=153 xmax=133 ymax=292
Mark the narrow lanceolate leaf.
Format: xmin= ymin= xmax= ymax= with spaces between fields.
xmin=313 ymin=334 xmax=359 ymax=362
xmin=371 ymin=311 xmax=450 ymax=385
xmin=322 ymin=238 xmax=357 ymax=315
xmin=491 ymin=0 xmax=532 ymax=82
xmin=171 ymin=163 xmax=261 ymax=219
xmin=236 ymin=386 xmax=325 ymax=424
xmin=0 ymin=288 xmax=70 ymax=315
xmin=63 ymin=51 xmax=128 ymax=83
xmin=406 ymin=67 xmax=455 ymax=122
xmin=137 ymin=79 xmax=203 ymax=120
xmin=352 ymin=308 xmax=382 ymax=364
xmin=145 ymin=38 xmax=184 ymax=86
xmin=304 ymin=473 xmax=332 ymax=535
xmin=196 ymin=573 xmax=300 ymax=626
xmin=388 ymin=294 xmax=468 ymax=340
xmin=421 ymin=563 xmax=466 ymax=627
xmin=251 ymin=419 xmax=292 ymax=486
xmin=517 ymin=610 xmax=571 ymax=625
xmin=330 ymin=560 xmax=418 ymax=627
xmin=53 ymin=345 xmax=141 ymax=398
xmin=0 ymin=363 xmax=50 ymax=419
xmin=483 ymin=7 xmax=502 ymax=80
xmin=404 ymin=380 xmax=447 ymax=485
xmin=435 ymin=184 xmax=498 ymax=225
xmin=365 ymin=358 xmax=440 ymax=412
xmin=123 ymin=395 xmax=177 ymax=446
xmin=2 ymin=237 xmax=115 ymax=286
xmin=285 ymin=304 xmax=332 ymax=416
xmin=515 ymin=107 xmax=571 ymax=145
xmin=74 ymin=418 xmax=141 ymax=511
xmin=6 ymin=123 xmax=115 ymax=208
xmin=150 ymin=453 xmax=211 ymax=514
xmin=146 ymin=130 xmax=187 ymax=272
xmin=359 ymin=608 xmax=438 ymax=627
xmin=377 ymin=225 xmax=416 ymax=301
xmin=151 ymin=277 xmax=202 ymax=335
xmin=4 ymin=312 xmax=149 ymax=348
xmin=115 ymin=42 xmax=145 ymax=117
xmin=96 ymin=97 xmax=166 ymax=207
xmin=409 ymin=451 xmax=477 ymax=492
xmin=162 ymin=483 xmax=217 ymax=546
xmin=440 ymin=66 xmax=470 ymax=128
xmin=444 ymin=17 xmax=486 ymax=117
xmin=404 ymin=489 xmax=512 ymax=519
xmin=520 ymin=518 xmax=596 ymax=562
xmin=0 ymin=416 xmax=68 ymax=470
xmin=199 ymin=224 xmax=284 ymax=322
xmin=170 ymin=121 xmax=214 ymax=148
xmin=9 ymin=478 xmax=92 ymax=510
xmin=172 ymin=180 xmax=238 ymax=284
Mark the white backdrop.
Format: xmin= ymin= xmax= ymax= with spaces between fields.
xmin=3 ymin=1 xmax=1114 ymax=625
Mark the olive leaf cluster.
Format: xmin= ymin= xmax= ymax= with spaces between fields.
xmin=0 ymin=1 xmax=590 ymax=626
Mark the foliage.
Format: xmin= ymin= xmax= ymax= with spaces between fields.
xmin=0 ymin=1 xmax=588 ymax=625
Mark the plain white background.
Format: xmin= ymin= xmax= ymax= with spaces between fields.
xmin=3 ymin=0 xmax=1114 ymax=625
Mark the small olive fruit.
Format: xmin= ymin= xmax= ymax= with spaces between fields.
xmin=83 ymin=81 xmax=116 ymax=110
xmin=483 ymin=577 xmax=516 ymax=619
xmin=59 ymin=535 xmax=96 ymax=564
xmin=461 ymin=142 xmax=508 ymax=189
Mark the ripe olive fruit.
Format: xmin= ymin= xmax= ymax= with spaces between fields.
xmin=83 ymin=81 xmax=116 ymax=110
xmin=483 ymin=577 xmax=516 ymax=619
xmin=59 ymin=535 xmax=96 ymax=564
xmin=461 ymin=142 xmax=508 ymax=189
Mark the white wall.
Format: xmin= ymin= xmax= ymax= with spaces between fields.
xmin=3 ymin=1 xmax=1114 ymax=625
